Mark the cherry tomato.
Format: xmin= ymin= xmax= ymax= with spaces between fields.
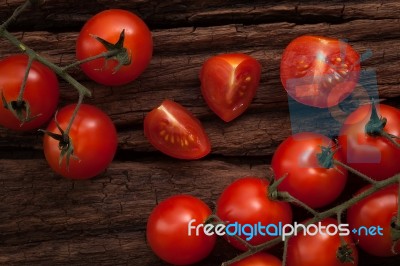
xmin=146 ymin=194 xmax=216 ymax=265
xmin=271 ymin=132 xmax=347 ymax=208
xmin=76 ymin=9 xmax=153 ymax=86
xmin=200 ymin=53 xmax=261 ymax=122
xmin=144 ymin=99 xmax=211 ymax=159
xmin=216 ymin=177 xmax=292 ymax=250
xmin=0 ymin=55 xmax=59 ymax=131
xmin=338 ymin=104 xmax=400 ymax=181
xmin=43 ymin=104 xmax=117 ymax=179
xmin=231 ymin=253 xmax=282 ymax=266
xmin=347 ymin=185 xmax=399 ymax=257
xmin=287 ymin=218 xmax=358 ymax=266
xmin=281 ymin=35 xmax=360 ymax=108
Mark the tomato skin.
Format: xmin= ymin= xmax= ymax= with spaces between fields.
xmin=231 ymin=253 xmax=282 ymax=266
xmin=347 ymin=185 xmax=399 ymax=257
xmin=43 ymin=104 xmax=117 ymax=179
xmin=280 ymin=35 xmax=360 ymax=108
xmin=271 ymin=132 xmax=347 ymax=208
xmin=146 ymin=195 xmax=216 ymax=265
xmin=287 ymin=218 xmax=358 ymax=266
xmin=216 ymin=177 xmax=293 ymax=250
xmin=76 ymin=9 xmax=153 ymax=86
xmin=144 ymin=99 xmax=211 ymax=159
xmin=0 ymin=55 xmax=59 ymax=131
xmin=338 ymin=104 xmax=400 ymax=181
xmin=200 ymin=53 xmax=261 ymax=122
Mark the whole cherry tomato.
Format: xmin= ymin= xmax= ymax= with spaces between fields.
xmin=216 ymin=177 xmax=292 ymax=250
xmin=76 ymin=9 xmax=153 ymax=86
xmin=0 ymin=55 xmax=59 ymax=131
xmin=339 ymin=104 xmax=400 ymax=180
xmin=272 ymin=132 xmax=347 ymax=208
xmin=347 ymin=185 xmax=399 ymax=257
xmin=200 ymin=53 xmax=261 ymax=122
xmin=144 ymin=99 xmax=211 ymax=159
xmin=231 ymin=253 xmax=282 ymax=266
xmin=43 ymin=104 xmax=118 ymax=179
xmin=281 ymin=35 xmax=360 ymax=108
xmin=286 ymin=218 xmax=358 ymax=266
xmin=146 ymin=194 xmax=216 ymax=265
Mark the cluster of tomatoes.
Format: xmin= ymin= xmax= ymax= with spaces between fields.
xmin=0 ymin=6 xmax=399 ymax=266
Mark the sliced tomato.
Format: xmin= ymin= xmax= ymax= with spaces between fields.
xmin=280 ymin=35 xmax=360 ymax=108
xmin=200 ymin=53 xmax=261 ymax=122
xmin=144 ymin=99 xmax=211 ymax=159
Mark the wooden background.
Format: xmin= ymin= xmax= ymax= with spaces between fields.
xmin=0 ymin=0 xmax=399 ymax=265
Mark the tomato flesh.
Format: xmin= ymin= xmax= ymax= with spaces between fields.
xmin=144 ymin=99 xmax=211 ymax=159
xmin=200 ymin=53 xmax=261 ymax=122
xmin=281 ymin=35 xmax=360 ymax=108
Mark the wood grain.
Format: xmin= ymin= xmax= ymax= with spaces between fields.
xmin=0 ymin=0 xmax=400 ymax=265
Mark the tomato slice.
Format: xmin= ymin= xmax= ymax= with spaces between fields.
xmin=200 ymin=53 xmax=261 ymax=122
xmin=144 ymin=100 xmax=211 ymax=159
xmin=280 ymin=35 xmax=360 ymax=108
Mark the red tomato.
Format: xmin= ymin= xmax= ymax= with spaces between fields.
xmin=231 ymin=253 xmax=282 ymax=266
xmin=216 ymin=177 xmax=292 ymax=250
xmin=347 ymin=185 xmax=399 ymax=257
xmin=271 ymin=132 xmax=347 ymax=208
xmin=144 ymin=99 xmax=211 ymax=159
xmin=339 ymin=104 xmax=400 ymax=180
xmin=287 ymin=218 xmax=358 ymax=266
xmin=0 ymin=55 xmax=59 ymax=131
xmin=200 ymin=53 xmax=261 ymax=122
xmin=146 ymin=195 xmax=216 ymax=265
xmin=43 ymin=104 xmax=117 ymax=179
xmin=76 ymin=9 xmax=153 ymax=86
xmin=280 ymin=35 xmax=360 ymax=108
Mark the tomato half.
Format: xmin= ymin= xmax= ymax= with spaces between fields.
xmin=76 ymin=9 xmax=153 ymax=86
xmin=271 ymin=132 xmax=347 ymax=208
xmin=146 ymin=194 xmax=216 ymax=265
xmin=144 ymin=99 xmax=211 ymax=159
xmin=280 ymin=35 xmax=360 ymax=108
xmin=347 ymin=185 xmax=399 ymax=257
xmin=0 ymin=55 xmax=59 ymax=131
xmin=231 ymin=253 xmax=282 ymax=266
xmin=338 ymin=104 xmax=400 ymax=180
xmin=200 ymin=53 xmax=261 ymax=122
xmin=216 ymin=177 xmax=292 ymax=250
xmin=286 ymin=218 xmax=358 ymax=266
xmin=43 ymin=104 xmax=118 ymax=179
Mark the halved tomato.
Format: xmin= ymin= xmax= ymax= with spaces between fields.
xmin=200 ymin=53 xmax=261 ymax=122
xmin=144 ymin=100 xmax=211 ymax=159
xmin=280 ymin=35 xmax=360 ymax=108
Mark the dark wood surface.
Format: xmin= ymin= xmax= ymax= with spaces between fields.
xmin=0 ymin=0 xmax=399 ymax=265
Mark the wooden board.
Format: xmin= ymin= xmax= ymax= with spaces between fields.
xmin=0 ymin=1 xmax=399 ymax=265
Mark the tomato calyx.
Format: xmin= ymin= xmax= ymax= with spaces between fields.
xmin=316 ymin=145 xmax=337 ymax=169
xmin=336 ymin=243 xmax=355 ymax=263
xmin=1 ymin=92 xmax=40 ymax=125
xmin=91 ymin=29 xmax=131 ymax=74
xmin=390 ymin=217 xmax=400 ymax=255
xmin=39 ymin=112 xmax=78 ymax=169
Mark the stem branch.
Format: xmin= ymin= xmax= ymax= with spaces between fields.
xmin=334 ymin=159 xmax=377 ymax=184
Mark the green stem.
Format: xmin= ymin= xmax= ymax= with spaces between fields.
xmin=334 ymin=159 xmax=377 ymax=184
xmin=282 ymin=236 xmax=289 ymax=266
xmin=17 ymin=55 xmax=35 ymax=102
xmin=1 ymin=29 xmax=91 ymax=97
xmin=64 ymin=93 xmax=84 ymax=136
xmin=62 ymin=50 xmax=120 ymax=71
xmin=381 ymin=131 xmax=400 ymax=149
xmin=222 ymin=173 xmax=400 ymax=265
xmin=277 ymin=191 xmax=320 ymax=217
xmin=0 ymin=0 xmax=31 ymax=31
